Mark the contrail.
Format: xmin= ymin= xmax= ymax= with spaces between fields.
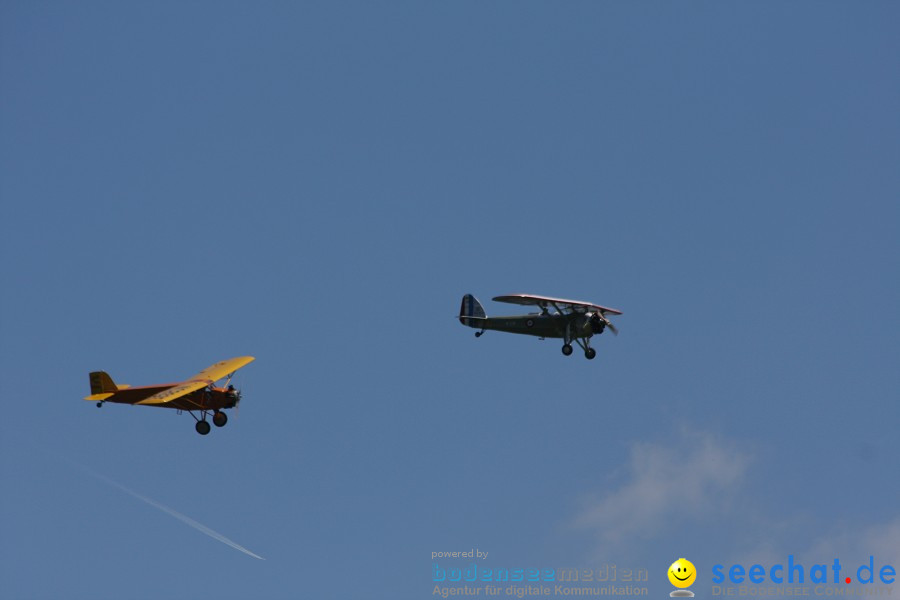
xmin=72 ymin=461 xmax=265 ymax=560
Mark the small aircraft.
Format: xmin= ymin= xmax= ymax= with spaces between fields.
xmin=84 ymin=356 xmax=255 ymax=435
xmin=458 ymin=293 xmax=622 ymax=360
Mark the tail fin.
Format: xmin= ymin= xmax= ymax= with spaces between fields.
xmin=89 ymin=371 xmax=118 ymax=395
xmin=459 ymin=294 xmax=487 ymax=328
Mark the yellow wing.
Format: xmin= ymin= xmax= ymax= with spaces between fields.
xmin=136 ymin=356 xmax=255 ymax=406
xmin=136 ymin=381 xmax=208 ymax=405
xmin=189 ymin=356 xmax=255 ymax=383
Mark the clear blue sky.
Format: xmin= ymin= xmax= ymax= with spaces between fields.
xmin=1 ymin=2 xmax=898 ymax=599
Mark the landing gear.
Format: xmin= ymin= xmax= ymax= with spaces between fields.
xmin=562 ymin=321 xmax=575 ymax=357
xmin=96 ymin=401 xmax=103 ymax=408
xmin=187 ymin=406 xmax=229 ymax=435
xmin=475 ymin=330 xmax=484 ymax=338
xmin=585 ymin=347 xmax=597 ymax=360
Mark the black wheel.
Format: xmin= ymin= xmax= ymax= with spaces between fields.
xmin=585 ymin=347 xmax=597 ymax=360
xmin=562 ymin=344 xmax=573 ymax=356
xmin=212 ymin=411 xmax=228 ymax=428
xmin=96 ymin=402 xmax=103 ymax=408
xmin=195 ymin=420 xmax=211 ymax=435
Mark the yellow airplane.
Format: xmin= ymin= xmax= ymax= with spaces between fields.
xmin=84 ymin=357 xmax=255 ymax=435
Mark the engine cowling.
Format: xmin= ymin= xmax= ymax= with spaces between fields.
xmin=589 ymin=313 xmax=606 ymax=334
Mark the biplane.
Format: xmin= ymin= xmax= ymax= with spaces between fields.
xmin=459 ymin=293 xmax=622 ymax=360
xmin=84 ymin=357 xmax=255 ymax=435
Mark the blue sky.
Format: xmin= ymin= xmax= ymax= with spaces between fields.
xmin=1 ymin=2 xmax=898 ymax=599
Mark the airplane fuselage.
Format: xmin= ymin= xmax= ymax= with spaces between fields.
xmin=476 ymin=313 xmax=601 ymax=340
xmin=101 ymin=385 xmax=239 ymax=411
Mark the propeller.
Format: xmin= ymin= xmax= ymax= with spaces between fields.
xmin=591 ymin=311 xmax=619 ymax=336
xmin=230 ymin=383 xmax=242 ymax=418
xmin=605 ymin=318 xmax=619 ymax=336
xmin=234 ymin=379 xmax=245 ymax=418
xmin=223 ymin=370 xmax=243 ymax=417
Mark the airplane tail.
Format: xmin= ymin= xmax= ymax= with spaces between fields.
xmin=458 ymin=294 xmax=487 ymax=328
xmin=89 ymin=371 xmax=118 ymax=395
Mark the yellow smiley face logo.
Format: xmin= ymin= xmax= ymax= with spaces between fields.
xmin=668 ymin=558 xmax=697 ymax=588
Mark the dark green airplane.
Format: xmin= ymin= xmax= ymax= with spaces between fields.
xmin=458 ymin=293 xmax=622 ymax=360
